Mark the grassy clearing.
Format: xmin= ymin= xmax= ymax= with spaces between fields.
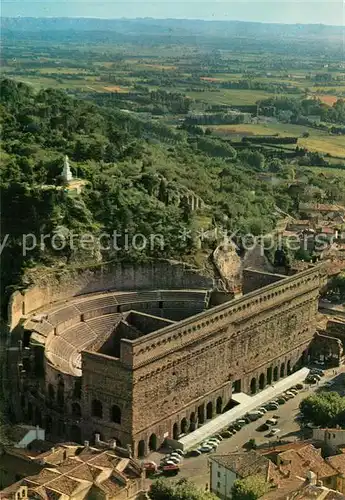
xmin=306 ymin=166 xmax=345 ymax=177
xmin=209 ymin=122 xmax=345 ymax=158
xmin=186 ymin=89 xmax=274 ymax=105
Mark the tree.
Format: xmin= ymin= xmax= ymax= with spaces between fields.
xmin=149 ymin=478 xmax=218 ymax=500
xmin=231 ymin=475 xmax=270 ymax=500
xmin=300 ymin=392 xmax=345 ymax=427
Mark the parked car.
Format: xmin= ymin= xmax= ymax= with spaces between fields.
xmin=257 ymin=423 xmax=269 ymax=432
xmin=284 ymin=392 xmax=295 ymax=399
xmin=236 ymin=419 xmax=247 ymax=427
xmin=310 ymin=368 xmax=324 ymax=376
xmin=213 ymin=434 xmax=223 ymax=441
xmin=199 ymin=445 xmax=214 ymax=453
xmin=162 ymin=464 xmax=179 ymax=476
xmin=257 ymin=407 xmax=267 ymax=414
xmin=143 ymin=461 xmax=158 ymax=473
xmin=174 ymin=449 xmax=185 ymax=456
xmin=295 ymin=383 xmax=304 ymax=390
xmin=289 ymin=388 xmax=298 ymax=395
xmin=268 ymin=428 xmax=280 ymax=437
xmin=228 ymin=426 xmax=236 ymax=433
xmin=189 ymin=449 xmax=202 ymax=457
xmin=277 ymin=398 xmax=286 ymax=405
xmin=221 ymin=431 xmax=232 ymax=438
xmin=266 ymin=418 xmax=278 ymax=426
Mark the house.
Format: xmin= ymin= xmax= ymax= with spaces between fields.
xmin=286 ymin=220 xmax=312 ymax=232
xmin=209 ymin=444 xmax=345 ymax=499
xmin=209 ymin=450 xmax=276 ymax=499
xmin=0 ymin=443 xmax=146 ymax=500
xmin=10 ymin=425 xmax=45 ymax=449
xmin=327 ymin=454 xmax=345 ymax=494
xmin=313 ymin=428 xmax=345 ymax=454
xmin=299 ymin=203 xmax=345 ymax=220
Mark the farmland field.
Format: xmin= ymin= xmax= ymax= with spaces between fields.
xmin=209 ymin=123 xmax=345 ymax=157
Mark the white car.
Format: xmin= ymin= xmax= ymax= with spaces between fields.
xmin=174 ymin=449 xmax=185 ymax=456
xmin=268 ymin=428 xmax=280 ymax=436
xmin=165 ymin=459 xmax=178 ymax=466
xmin=167 ymin=456 xmax=181 ymax=464
xmin=170 ymin=452 xmax=182 ymax=460
xmin=258 ymin=407 xmax=267 ymax=414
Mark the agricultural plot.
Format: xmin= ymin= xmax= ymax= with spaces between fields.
xmin=209 ymin=123 xmax=345 ymax=158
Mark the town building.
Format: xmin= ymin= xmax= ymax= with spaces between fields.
xmin=0 ymin=443 xmax=146 ymax=500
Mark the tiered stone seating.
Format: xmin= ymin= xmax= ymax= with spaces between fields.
xmin=47 ymin=306 xmax=80 ymax=326
xmin=115 ymin=291 xmax=159 ymax=304
xmin=86 ymin=313 xmax=122 ymax=336
xmin=160 ymin=290 xmax=206 ymax=302
xmin=47 ymin=337 xmax=72 ymax=362
xmin=24 ymin=319 xmax=53 ymax=338
xmin=74 ymin=295 xmax=118 ymax=313
xmin=62 ymin=324 xmax=96 ymax=347
xmin=46 ymin=352 xmax=71 ymax=374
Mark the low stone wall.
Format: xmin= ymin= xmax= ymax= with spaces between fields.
xmin=242 ymin=269 xmax=286 ymax=294
xmin=8 ymin=260 xmax=214 ymax=330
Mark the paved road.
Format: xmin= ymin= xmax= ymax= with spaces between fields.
xmin=147 ymin=367 xmax=345 ymax=490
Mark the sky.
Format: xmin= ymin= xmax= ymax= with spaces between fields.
xmin=1 ymin=0 xmax=344 ymax=26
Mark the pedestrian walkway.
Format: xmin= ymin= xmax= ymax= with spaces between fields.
xmin=178 ymin=367 xmax=309 ymax=451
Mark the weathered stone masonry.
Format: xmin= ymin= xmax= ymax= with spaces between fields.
xmin=16 ymin=265 xmax=325 ymax=457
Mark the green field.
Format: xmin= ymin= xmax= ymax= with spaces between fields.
xmin=208 ymin=122 xmax=345 ymax=158
xmin=307 ymin=166 xmax=345 ymax=177
xmin=185 ymin=89 xmax=273 ymax=106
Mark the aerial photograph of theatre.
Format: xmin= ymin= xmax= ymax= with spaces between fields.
xmin=1 ymin=9 xmax=345 ymax=500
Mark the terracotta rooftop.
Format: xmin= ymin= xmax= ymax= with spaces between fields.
xmin=327 ymin=454 xmax=345 ymax=475
xmin=1 ymin=445 xmax=144 ymax=500
xmin=277 ymin=444 xmax=337 ymax=480
xmin=210 ymin=451 xmax=271 ymax=479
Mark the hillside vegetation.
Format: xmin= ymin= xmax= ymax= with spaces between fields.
xmin=1 ymin=78 xmax=345 ymax=317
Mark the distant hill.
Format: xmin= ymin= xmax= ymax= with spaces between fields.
xmin=1 ymin=17 xmax=344 ymax=39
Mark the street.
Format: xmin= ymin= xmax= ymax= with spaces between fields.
xmin=147 ymin=367 xmax=345 ymax=490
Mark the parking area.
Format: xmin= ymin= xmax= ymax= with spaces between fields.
xmin=146 ymin=366 xmax=345 ymax=490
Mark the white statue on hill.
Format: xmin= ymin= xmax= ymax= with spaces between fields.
xmin=62 ymin=155 xmax=73 ymax=182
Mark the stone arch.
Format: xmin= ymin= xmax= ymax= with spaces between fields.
xmin=198 ymin=404 xmax=205 ymax=425
xmin=47 ymin=384 xmax=55 ymax=401
xmin=287 ymin=360 xmax=292 ymax=375
xmin=73 ymin=379 xmax=82 ymax=399
xmin=190 ymin=412 xmax=196 ymax=432
xmin=216 ymin=397 xmax=222 ymax=414
xmin=138 ymin=440 xmax=146 ymax=458
xmin=111 ymin=405 xmax=121 ymax=424
xmin=266 ymin=367 xmax=273 ymax=385
xmin=91 ymin=399 xmax=103 ymax=419
xmin=58 ymin=420 xmax=66 ymax=438
xmin=173 ymin=423 xmax=179 ymax=440
xmin=70 ymin=425 xmax=82 ymax=443
xmin=57 ymin=377 xmax=64 ymax=406
xmin=250 ymin=377 xmax=257 ymax=395
xmin=259 ymin=373 xmax=265 ymax=390
xmin=273 ymin=366 xmax=278 ymax=382
xmin=34 ymin=407 xmax=42 ymax=427
xmin=302 ymin=349 xmax=309 ymax=365
xmin=280 ymin=363 xmax=285 ymax=378
xmin=27 ymin=401 xmax=33 ymax=421
xmin=181 ymin=418 xmax=188 ymax=434
xmin=206 ymin=402 xmax=213 ymax=419
xmin=148 ymin=433 xmax=157 ymax=451
xmin=71 ymin=402 xmax=81 ymax=418
xmin=45 ymin=415 xmax=52 ymax=434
